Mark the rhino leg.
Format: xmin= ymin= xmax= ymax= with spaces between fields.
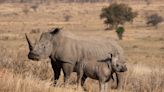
xmin=62 ymin=63 xmax=74 ymax=85
xmin=99 ymin=81 xmax=106 ymax=92
xmin=81 ymin=74 xmax=87 ymax=87
xmin=111 ymin=72 xmax=119 ymax=89
xmin=77 ymin=65 xmax=83 ymax=88
xmin=115 ymin=72 xmax=120 ymax=89
xmin=111 ymin=72 xmax=124 ymax=90
xmin=77 ymin=74 xmax=84 ymax=91
xmin=76 ymin=62 xmax=87 ymax=87
xmin=116 ymin=73 xmax=124 ymax=89
xmin=50 ymin=59 xmax=62 ymax=86
xmin=77 ymin=67 xmax=87 ymax=91
xmin=104 ymin=82 xmax=109 ymax=92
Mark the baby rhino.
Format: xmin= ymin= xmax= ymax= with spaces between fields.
xmin=76 ymin=53 xmax=127 ymax=92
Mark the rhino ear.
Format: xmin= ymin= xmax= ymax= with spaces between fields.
xmin=112 ymin=54 xmax=118 ymax=65
xmin=51 ymin=28 xmax=62 ymax=35
xmin=108 ymin=53 xmax=112 ymax=58
xmin=110 ymin=54 xmax=113 ymax=62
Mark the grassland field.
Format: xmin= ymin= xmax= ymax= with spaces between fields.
xmin=0 ymin=1 xmax=164 ymax=92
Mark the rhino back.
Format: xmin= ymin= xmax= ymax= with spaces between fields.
xmin=52 ymin=31 xmax=122 ymax=63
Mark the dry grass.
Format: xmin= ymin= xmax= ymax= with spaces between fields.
xmin=0 ymin=71 xmax=81 ymax=92
xmin=0 ymin=1 xmax=164 ymax=92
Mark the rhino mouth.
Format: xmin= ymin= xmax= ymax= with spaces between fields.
xmin=28 ymin=52 xmax=40 ymax=61
xmin=29 ymin=56 xmax=39 ymax=61
xmin=119 ymin=66 xmax=127 ymax=72
xmin=114 ymin=65 xmax=127 ymax=72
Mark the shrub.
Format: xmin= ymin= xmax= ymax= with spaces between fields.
xmin=116 ymin=26 xmax=125 ymax=40
xmin=144 ymin=0 xmax=151 ymax=5
xmin=22 ymin=7 xmax=29 ymax=15
xmin=30 ymin=28 xmax=40 ymax=34
xmin=64 ymin=15 xmax=71 ymax=22
xmin=100 ymin=3 xmax=137 ymax=30
xmin=30 ymin=4 xmax=39 ymax=12
xmin=146 ymin=13 xmax=163 ymax=28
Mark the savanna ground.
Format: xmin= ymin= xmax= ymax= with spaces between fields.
xmin=0 ymin=1 xmax=164 ymax=92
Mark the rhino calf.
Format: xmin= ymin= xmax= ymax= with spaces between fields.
xmin=76 ymin=53 xmax=127 ymax=92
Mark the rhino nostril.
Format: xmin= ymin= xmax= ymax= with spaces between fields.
xmin=28 ymin=52 xmax=33 ymax=58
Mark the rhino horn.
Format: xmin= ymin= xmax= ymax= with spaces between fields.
xmin=25 ymin=33 xmax=33 ymax=51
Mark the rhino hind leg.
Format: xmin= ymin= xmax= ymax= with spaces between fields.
xmin=50 ymin=59 xmax=62 ymax=86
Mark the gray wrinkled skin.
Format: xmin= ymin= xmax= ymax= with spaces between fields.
xmin=76 ymin=53 xmax=127 ymax=92
xmin=25 ymin=28 xmax=126 ymax=88
xmin=27 ymin=32 xmax=53 ymax=60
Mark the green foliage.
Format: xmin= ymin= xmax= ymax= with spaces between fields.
xmin=116 ymin=26 xmax=124 ymax=34
xmin=100 ymin=3 xmax=137 ymax=29
xmin=116 ymin=26 xmax=125 ymax=40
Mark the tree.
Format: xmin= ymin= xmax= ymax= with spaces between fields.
xmin=146 ymin=13 xmax=163 ymax=28
xmin=100 ymin=3 xmax=137 ymax=40
xmin=100 ymin=3 xmax=137 ymax=30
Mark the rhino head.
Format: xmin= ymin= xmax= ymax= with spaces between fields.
xmin=110 ymin=54 xmax=127 ymax=72
xmin=25 ymin=28 xmax=61 ymax=61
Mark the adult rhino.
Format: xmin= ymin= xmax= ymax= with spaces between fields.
xmin=25 ymin=28 xmax=126 ymax=88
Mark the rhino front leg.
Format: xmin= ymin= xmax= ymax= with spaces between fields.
xmin=104 ymin=82 xmax=109 ymax=92
xmin=77 ymin=64 xmax=83 ymax=88
xmin=116 ymin=73 xmax=124 ymax=89
xmin=62 ymin=63 xmax=74 ymax=86
xmin=111 ymin=72 xmax=119 ymax=89
xmin=99 ymin=81 xmax=106 ymax=92
xmin=50 ymin=59 xmax=62 ymax=86
xmin=111 ymin=72 xmax=123 ymax=90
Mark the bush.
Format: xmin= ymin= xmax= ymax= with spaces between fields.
xmin=144 ymin=0 xmax=151 ymax=5
xmin=30 ymin=4 xmax=39 ymax=12
xmin=30 ymin=28 xmax=40 ymax=34
xmin=64 ymin=15 xmax=72 ymax=22
xmin=146 ymin=13 xmax=163 ymax=28
xmin=116 ymin=26 xmax=125 ymax=40
xmin=100 ymin=3 xmax=137 ymax=30
xmin=22 ymin=7 xmax=29 ymax=15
